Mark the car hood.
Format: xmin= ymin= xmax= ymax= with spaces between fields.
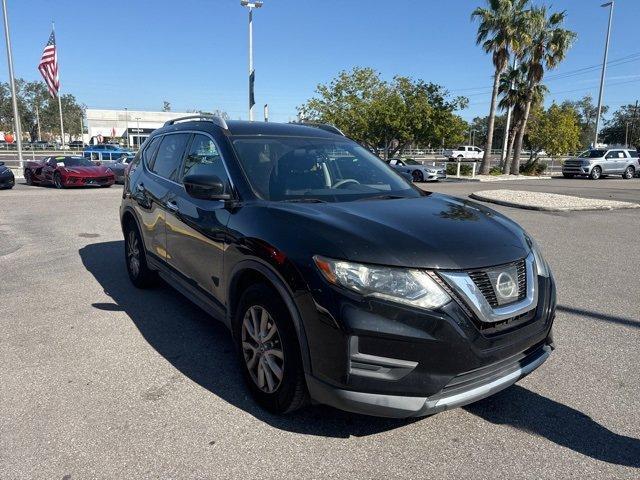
xmin=64 ymin=166 xmax=111 ymax=176
xmin=268 ymin=193 xmax=530 ymax=270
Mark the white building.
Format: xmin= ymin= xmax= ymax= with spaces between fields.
xmin=85 ymin=109 xmax=191 ymax=147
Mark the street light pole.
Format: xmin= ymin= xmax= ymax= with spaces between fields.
xmin=125 ymin=108 xmax=129 ymax=148
xmin=594 ymin=1 xmax=614 ymax=148
xmin=135 ymin=117 xmax=141 ymax=148
xmin=1 ymin=0 xmax=23 ymax=170
xmin=241 ymin=1 xmax=263 ymax=121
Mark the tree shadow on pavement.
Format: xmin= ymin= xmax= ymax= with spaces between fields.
xmin=466 ymin=385 xmax=640 ymax=468
xmin=556 ymin=304 xmax=640 ymax=330
xmin=79 ymin=240 xmax=415 ymax=438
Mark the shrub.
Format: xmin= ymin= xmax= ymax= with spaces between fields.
xmin=519 ymin=161 xmax=548 ymax=176
xmin=489 ymin=166 xmax=502 ymax=176
xmin=446 ymin=163 xmax=473 ymax=176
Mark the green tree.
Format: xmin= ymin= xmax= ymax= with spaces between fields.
xmin=162 ymin=100 xmax=171 ymax=112
xmin=298 ymin=67 xmax=468 ymax=158
xmin=561 ymin=95 xmax=607 ymax=149
xmin=510 ymin=6 xmax=576 ymax=174
xmin=472 ymin=0 xmax=529 ymax=174
xmin=600 ymin=103 xmax=640 ymax=148
xmin=528 ymin=103 xmax=580 ymax=159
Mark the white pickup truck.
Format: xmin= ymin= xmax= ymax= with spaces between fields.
xmin=443 ymin=145 xmax=484 ymax=160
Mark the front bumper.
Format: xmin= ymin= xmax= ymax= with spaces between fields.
xmin=298 ymin=271 xmax=556 ymax=417
xmin=64 ymin=176 xmax=115 ymax=187
xmin=307 ymin=342 xmax=551 ymax=418
xmin=425 ymin=171 xmax=446 ymax=181
xmin=0 ymin=174 xmax=15 ymax=189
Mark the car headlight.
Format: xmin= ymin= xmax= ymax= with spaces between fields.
xmin=528 ymin=238 xmax=550 ymax=277
xmin=313 ymin=256 xmax=451 ymax=309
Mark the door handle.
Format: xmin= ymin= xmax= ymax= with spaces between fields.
xmin=136 ymin=183 xmax=146 ymax=193
xmin=165 ymin=200 xmax=179 ymax=212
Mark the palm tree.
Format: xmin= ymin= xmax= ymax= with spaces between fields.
xmin=510 ymin=7 xmax=576 ymax=174
xmin=498 ymin=64 xmax=546 ymax=173
xmin=472 ymin=0 xmax=529 ymax=175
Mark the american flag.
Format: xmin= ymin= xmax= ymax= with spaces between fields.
xmin=38 ymin=30 xmax=60 ymax=97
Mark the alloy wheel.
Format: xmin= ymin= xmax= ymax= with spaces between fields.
xmin=54 ymin=174 xmax=63 ymax=189
xmin=623 ymin=166 xmax=634 ymax=179
xmin=127 ymin=230 xmax=140 ymax=278
xmin=591 ymin=167 xmax=601 ymax=180
xmin=241 ymin=305 xmax=285 ymax=394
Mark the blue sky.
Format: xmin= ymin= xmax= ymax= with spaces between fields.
xmin=4 ymin=0 xmax=639 ymax=122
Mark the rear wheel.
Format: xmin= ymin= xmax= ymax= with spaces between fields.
xmin=589 ymin=166 xmax=602 ymax=180
xmin=234 ymin=283 xmax=308 ymax=414
xmin=24 ymin=170 xmax=34 ymax=185
xmin=53 ymin=172 xmax=64 ymax=189
xmin=622 ymin=166 xmax=634 ymax=179
xmin=123 ymin=220 xmax=157 ymax=288
xmin=412 ymin=170 xmax=424 ymax=182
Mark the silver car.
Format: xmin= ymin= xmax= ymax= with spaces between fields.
xmin=562 ymin=148 xmax=639 ymax=180
xmin=387 ymin=158 xmax=446 ymax=182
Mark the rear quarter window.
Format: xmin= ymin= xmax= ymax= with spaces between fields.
xmin=628 ymin=150 xmax=638 ymax=158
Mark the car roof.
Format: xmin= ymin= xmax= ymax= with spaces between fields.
xmin=158 ymin=119 xmax=344 ymax=139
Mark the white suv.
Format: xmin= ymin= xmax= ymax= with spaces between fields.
xmin=443 ymin=145 xmax=484 ymax=160
xmin=562 ymin=148 xmax=639 ymax=180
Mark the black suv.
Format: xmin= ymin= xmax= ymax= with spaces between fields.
xmin=120 ymin=115 xmax=556 ymax=418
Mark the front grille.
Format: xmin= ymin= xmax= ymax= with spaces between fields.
xmin=468 ymin=259 xmax=526 ymax=308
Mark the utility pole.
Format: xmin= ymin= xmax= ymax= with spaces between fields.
xmin=125 ymin=107 xmax=130 ymax=148
xmin=501 ymin=57 xmax=518 ymax=162
xmin=240 ymin=1 xmax=263 ymax=121
xmin=1 ymin=0 xmax=23 ymax=169
xmin=594 ymin=1 xmax=614 ymax=147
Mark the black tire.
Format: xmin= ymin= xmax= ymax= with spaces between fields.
xmin=412 ymin=170 xmax=424 ymax=182
xmin=53 ymin=172 xmax=64 ymax=189
xmin=589 ymin=166 xmax=602 ymax=180
xmin=234 ymin=283 xmax=308 ymax=414
xmin=123 ymin=219 xmax=157 ymax=288
xmin=562 ymin=173 xmax=574 ymax=178
xmin=24 ymin=169 xmax=34 ymax=185
xmin=622 ymin=166 xmax=635 ymax=179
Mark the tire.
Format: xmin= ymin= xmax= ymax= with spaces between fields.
xmin=24 ymin=169 xmax=34 ymax=185
xmin=412 ymin=170 xmax=424 ymax=183
xmin=234 ymin=283 xmax=308 ymax=414
xmin=622 ymin=166 xmax=635 ymax=179
xmin=562 ymin=173 xmax=574 ymax=178
xmin=53 ymin=172 xmax=64 ymax=189
xmin=123 ymin=220 xmax=157 ymax=288
xmin=589 ymin=166 xmax=602 ymax=180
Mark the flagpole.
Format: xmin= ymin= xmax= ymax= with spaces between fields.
xmin=1 ymin=0 xmax=23 ymax=170
xmin=52 ymin=21 xmax=65 ymax=149
xmin=35 ymin=103 xmax=41 ymax=141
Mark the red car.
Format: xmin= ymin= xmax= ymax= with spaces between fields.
xmin=24 ymin=156 xmax=115 ymax=189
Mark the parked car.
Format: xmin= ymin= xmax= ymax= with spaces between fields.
xmin=68 ymin=141 xmax=86 ymax=149
xmin=24 ymin=155 xmax=114 ymax=188
xmin=83 ymin=144 xmax=135 ymax=163
xmin=31 ymin=140 xmax=55 ymax=150
xmin=562 ymin=148 xmax=639 ymax=179
xmin=0 ymin=161 xmax=14 ymax=189
xmin=102 ymin=155 xmax=133 ymax=183
xmin=121 ymin=115 xmax=556 ymax=418
xmin=0 ymin=140 xmax=9 ymax=149
xmin=387 ymin=158 xmax=446 ymax=182
xmin=443 ymin=145 xmax=484 ymax=160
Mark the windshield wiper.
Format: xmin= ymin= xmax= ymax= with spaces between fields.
xmin=359 ymin=194 xmax=406 ymax=201
xmin=281 ymin=198 xmax=328 ymax=203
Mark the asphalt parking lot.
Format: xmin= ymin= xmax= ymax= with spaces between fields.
xmin=1 ymin=180 xmax=639 ymax=479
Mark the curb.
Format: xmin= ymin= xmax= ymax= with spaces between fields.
xmin=469 ymin=192 xmax=640 ymax=212
xmin=445 ymin=175 xmax=552 ymax=183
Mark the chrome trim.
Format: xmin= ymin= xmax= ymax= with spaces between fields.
xmin=438 ymin=253 xmax=538 ymax=323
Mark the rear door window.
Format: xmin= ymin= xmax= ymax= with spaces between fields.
xmin=150 ymin=134 xmax=190 ymax=181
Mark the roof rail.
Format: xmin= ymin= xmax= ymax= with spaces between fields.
xmin=164 ymin=114 xmax=228 ymax=130
xmin=292 ymin=121 xmax=345 ymax=136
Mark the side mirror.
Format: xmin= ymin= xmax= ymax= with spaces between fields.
xmin=183 ymin=174 xmax=231 ymax=200
xmin=0 ymin=161 xmax=4 ymax=166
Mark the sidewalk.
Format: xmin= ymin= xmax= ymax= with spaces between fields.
xmin=470 ymin=189 xmax=639 ymax=211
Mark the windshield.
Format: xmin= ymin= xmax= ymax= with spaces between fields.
xmin=57 ymin=157 xmax=94 ymax=167
xmin=403 ymin=159 xmax=420 ymax=165
xmin=579 ymin=149 xmax=607 ymax=158
xmin=232 ymin=136 xmax=418 ymax=202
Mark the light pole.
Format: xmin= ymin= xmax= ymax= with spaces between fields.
xmin=1 ymin=0 xmax=23 ymax=169
xmin=135 ymin=117 xmax=141 ymax=148
xmin=594 ymin=1 xmax=614 ymax=148
xmin=241 ymin=0 xmax=263 ymax=121
xmin=125 ymin=108 xmax=130 ymax=148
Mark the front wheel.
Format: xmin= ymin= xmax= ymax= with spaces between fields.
xmin=589 ymin=166 xmax=602 ymax=180
xmin=622 ymin=166 xmax=635 ymax=179
xmin=412 ymin=170 xmax=424 ymax=182
xmin=25 ymin=170 xmax=34 ymax=185
xmin=235 ymin=283 xmax=308 ymax=414
xmin=53 ymin=172 xmax=64 ymax=189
